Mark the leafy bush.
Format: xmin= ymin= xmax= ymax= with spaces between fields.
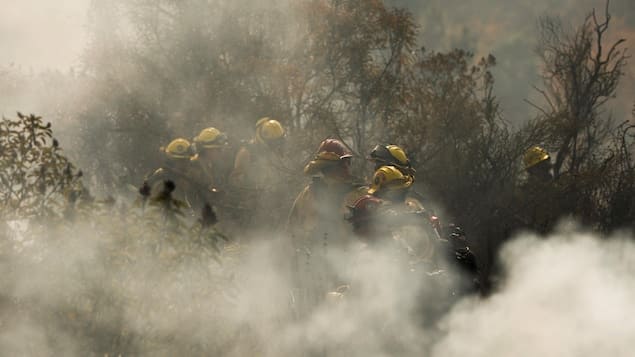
xmin=0 ymin=113 xmax=84 ymax=219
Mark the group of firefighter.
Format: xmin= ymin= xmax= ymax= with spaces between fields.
xmin=142 ymin=117 xmax=557 ymax=307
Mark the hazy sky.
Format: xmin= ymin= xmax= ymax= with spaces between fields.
xmin=0 ymin=0 xmax=632 ymax=120
xmin=1 ymin=0 xmax=633 ymax=70
xmin=0 ymin=0 xmax=90 ymax=70
xmin=387 ymin=0 xmax=635 ymax=121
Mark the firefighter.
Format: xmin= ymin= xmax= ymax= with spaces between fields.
xmin=516 ymin=145 xmax=562 ymax=234
xmin=349 ymin=166 xmax=480 ymax=296
xmin=286 ymin=138 xmax=366 ymax=316
xmin=288 ymin=138 xmax=367 ymax=247
xmin=368 ymin=144 xmax=415 ymax=177
xmin=349 ymin=165 xmax=428 ymax=245
xmin=231 ymin=118 xmax=285 ymax=185
xmin=229 ymin=118 xmax=291 ymax=232
xmin=351 ymin=166 xmax=476 ymax=267
xmin=523 ymin=145 xmax=553 ymax=183
xmin=192 ymin=127 xmax=234 ymax=191
xmin=142 ymin=138 xmax=213 ymax=214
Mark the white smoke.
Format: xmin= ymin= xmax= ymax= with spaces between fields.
xmin=2 ymin=212 xmax=635 ymax=356
xmin=433 ymin=225 xmax=635 ymax=357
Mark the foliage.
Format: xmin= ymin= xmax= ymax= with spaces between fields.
xmin=517 ymin=3 xmax=630 ymax=231
xmin=0 ymin=112 xmax=85 ymax=219
xmin=0 ymin=116 xmax=238 ymax=354
xmin=597 ymin=119 xmax=635 ymax=230
xmin=1 ymin=199 xmax=237 ymax=355
xmin=1 ymin=0 xmax=634 ymax=330
xmin=532 ymin=3 xmax=628 ymax=177
xmin=56 ymin=0 xmax=633 ymax=279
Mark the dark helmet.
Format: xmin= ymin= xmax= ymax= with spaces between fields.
xmin=369 ymin=144 xmax=413 ymax=170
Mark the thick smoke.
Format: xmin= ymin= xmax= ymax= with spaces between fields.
xmin=433 ymin=225 xmax=635 ymax=357
xmin=1 ymin=0 xmax=635 ymax=355
xmin=2 ymin=215 xmax=635 ymax=356
xmin=0 ymin=209 xmax=450 ymax=356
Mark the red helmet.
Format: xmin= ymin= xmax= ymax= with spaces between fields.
xmin=347 ymin=195 xmax=383 ymax=237
xmin=317 ymin=139 xmax=352 ymax=159
xmin=304 ymin=139 xmax=352 ymax=175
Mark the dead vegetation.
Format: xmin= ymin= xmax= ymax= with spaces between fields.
xmin=0 ymin=0 xmax=633 ymax=355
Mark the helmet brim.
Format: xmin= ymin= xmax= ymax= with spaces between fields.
xmin=167 ymin=153 xmax=192 ymax=160
xmin=525 ymin=153 xmax=550 ymax=170
xmin=368 ymin=176 xmax=413 ymax=195
xmin=199 ymin=144 xmax=225 ymax=150
xmin=303 ymin=159 xmax=334 ymax=175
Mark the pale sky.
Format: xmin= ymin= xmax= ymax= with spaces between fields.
xmin=0 ymin=0 xmax=632 ymax=119
xmin=1 ymin=0 xmax=632 ymax=72
xmin=0 ymin=0 xmax=90 ymax=70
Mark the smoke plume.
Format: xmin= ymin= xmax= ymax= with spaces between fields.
xmin=2 ymin=214 xmax=634 ymax=356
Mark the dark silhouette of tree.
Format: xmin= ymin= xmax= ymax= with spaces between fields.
xmin=531 ymin=1 xmax=628 ymax=178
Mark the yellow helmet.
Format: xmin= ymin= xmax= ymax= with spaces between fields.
xmin=163 ymin=138 xmax=193 ymax=159
xmin=368 ymin=144 xmax=414 ymax=173
xmin=255 ymin=118 xmax=285 ymax=144
xmin=368 ymin=165 xmax=413 ymax=195
xmin=523 ymin=146 xmax=550 ymax=170
xmin=193 ymin=127 xmax=227 ymax=149
xmin=386 ymin=145 xmax=408 ymax=165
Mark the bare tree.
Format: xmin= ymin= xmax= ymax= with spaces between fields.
xmin=531 ymin=0 xmax=628 ymax=177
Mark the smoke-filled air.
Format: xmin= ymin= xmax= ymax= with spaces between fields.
xmin=0 ymin=0 xmax=634 ymax=356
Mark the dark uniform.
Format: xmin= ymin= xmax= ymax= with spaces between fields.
xmin=145 ymin=165 xmax=212 ymax=214
xmin=513 ymin=145 xmax=569 ymax=235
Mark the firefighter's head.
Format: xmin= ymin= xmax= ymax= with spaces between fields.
xmin=304 ymin=138 xmax=353 ymax=182
xmin=163 ymin=138 xmax=194 ymax=159
xmin=255 ymin=118 xmax=285 ymax=153
xmin=161 ymin=138 xmax=195 ymax=170
xmin=368 ymin=165 xmax=413 ymax=202
xmin=194 ymin=127 xmax=227 ymax=149
xmin=193 ymin=127 xmax=229 ymax=161
xmin=368 ymin=144 xmax=414 ymax=174
xmin=523 ymin=145 xmax=552 ymax=181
